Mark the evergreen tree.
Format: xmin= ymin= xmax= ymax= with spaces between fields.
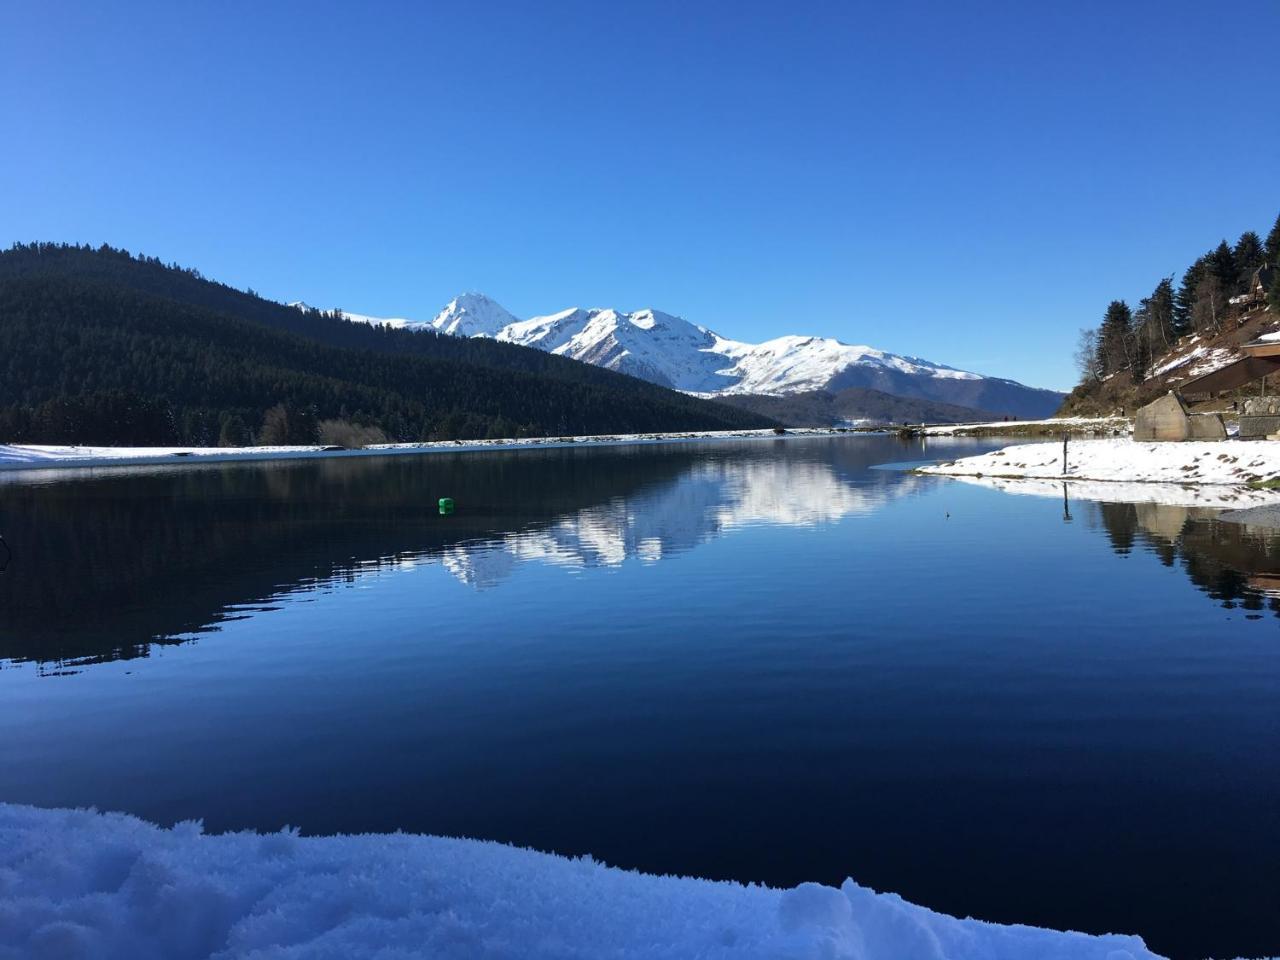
xmin=1142 ymin=277 xmax=1177 ymax=347
xmin=1208 ymin=240 xmax=1236 ymax=290
xmin=1097 ymin=300 xmax=1134 ymax=377
xmin=218 ymin=413 xmax=250 ymax=446
xmin=1265 ymin=211 xmax=1280 ymax=265
xmin=259 ymin=403 xmax=318 ymax=445
xmin=1232 ymin=231 xmax=1266 ymax=289
xmin=1174 ymin=257 xmax=1205 ymax=335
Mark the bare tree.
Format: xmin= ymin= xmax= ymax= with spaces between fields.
xmin=1192 ymin=274 xmax=1224 ymax=335
xmin=1074 ymin=327 xmax=1100 ymax=384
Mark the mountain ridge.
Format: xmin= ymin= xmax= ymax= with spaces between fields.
xmin=0 ymin=243 xmax=774 ymax=444
xmin=321 ymin=294 xmax=1064 ymax=419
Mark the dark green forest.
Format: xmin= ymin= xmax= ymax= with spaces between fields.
xmin=0 ymin=243 xmax=773 ymax=445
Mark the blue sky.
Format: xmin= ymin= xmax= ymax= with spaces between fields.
xmin=3 ymin=1 xmax=1277 ymax=390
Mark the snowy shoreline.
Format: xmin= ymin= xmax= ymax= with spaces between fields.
xmin=920 ymin=438 xmax=1280 ymax=491
xmin=0 ymin=418 xmax=1132 ymax=476
xmin=0 ymin=802 xmax=1163 ymax=960
xmin=0 ymin=428 xmax=867 ymax=475
xmin=918 ymin=415 xmax=1130 ymax=437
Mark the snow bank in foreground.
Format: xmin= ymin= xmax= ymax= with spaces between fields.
xmin=921 ymin=439 xmax=1280 ymax=487
xmin=0 ymin=803 xmax=1161 ymax=960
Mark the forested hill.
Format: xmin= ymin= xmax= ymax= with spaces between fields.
xmin=0 ymin=243 xmax=774 ymax=445
xmin=1061 ymin=210 xmax=1280 ymax=416
xmin=716 ymin=387 xmax=997 ymax=426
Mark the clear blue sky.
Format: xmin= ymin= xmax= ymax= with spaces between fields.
xmin=3 ymin=1 xmax=1277 ymax=390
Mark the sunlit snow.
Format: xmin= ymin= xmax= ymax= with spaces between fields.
xmin=0 ymin=802 xmax=1162 ymax=960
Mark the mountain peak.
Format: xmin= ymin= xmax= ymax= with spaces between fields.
xmin=432 ymin=293 xmax=519 ymax=338
xmin=302 ymin=293 xmax=1064 ymax=417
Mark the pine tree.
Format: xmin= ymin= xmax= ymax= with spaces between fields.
xmin=1265 ymin=211 xmax=1280 ymax=265
xmin=1209 ymin=240 xmax=1236 ymax=290
xmin=1233 ymin=231 xmax=1266 ymax=288
xmin=1144 ymin=277 xmax=1177 ymax=347
xmin=1129 ymin=306 xmax=1152 ymax=382
xmin=1098 ymin=300 xmax=1134 ymax=377
xmin=218 ymin=413 xmax=249 ymax=446
xmin=1174 ymin=257 xmax=1205 ymax=334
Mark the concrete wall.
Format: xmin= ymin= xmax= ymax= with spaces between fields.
xmin=1186 ymin=413 xmax=1226 ymax=440
xmin=1239 ymin=398 xmax=1280 ymax=439
xmin=1240 ymin=417 xmax=1280 ymax=437
xmin=1134 ymin=393 xmax=1191 ymax=441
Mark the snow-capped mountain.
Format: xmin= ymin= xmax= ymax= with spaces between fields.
xmin=429 ymin=293 xmax=520 ymax=337
xmin=303 ymin=295 xmax=1063 ymax=418
xmin=290 ymin=294 xmax=518 ymax=336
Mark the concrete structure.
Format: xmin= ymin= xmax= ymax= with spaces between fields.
xmin=1238 ymin=397 xmax=1280 ymax=439
xmin=1181 ymin=338 xmax=1280 ymax=399
xmin=1134 ymin=392 xmax=1226 ymax=442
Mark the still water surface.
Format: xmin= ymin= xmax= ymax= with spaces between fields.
xmin=0 ymin=435 xmax=1276 ymax=959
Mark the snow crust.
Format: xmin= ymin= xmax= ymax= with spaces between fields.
xmin=921 ymin=438 xmax=1280 ymax=488
xmin=0 ymin=802 xmax=1162 ymax=960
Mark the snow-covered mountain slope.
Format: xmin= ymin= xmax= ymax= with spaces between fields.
xmin=305 ymin=295 xmax=1064 ymax=418
xmin=429 ymin=293 xmax=520 ymax=337
xmin=289 ymin=293 xmax=517 ymax=336
xmin=287 ymin=301 xmax=428 ymax=332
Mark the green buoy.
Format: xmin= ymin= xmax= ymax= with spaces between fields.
xmin=438 ymin=497 xmax=455 ymax=515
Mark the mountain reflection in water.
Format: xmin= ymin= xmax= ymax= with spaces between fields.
xmin=1 ymin=435 xmax=1277 ymax=959
xmin=0 ymin=438 xmax=924 ymax=668
xmin=1 ymin=434 xmax=1279 ymax=672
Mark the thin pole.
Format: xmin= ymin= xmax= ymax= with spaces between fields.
xmin=1062 ymin=432 xmax=1069 ymax=476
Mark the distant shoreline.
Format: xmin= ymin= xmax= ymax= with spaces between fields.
xmin=0 ymin=417 xmax=1134 ymax=476
xmin=0 ymin=427 xmax=873 ymax=475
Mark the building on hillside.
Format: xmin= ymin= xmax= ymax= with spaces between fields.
xmin=1229 ymin=264 xmax=1275 ymax=311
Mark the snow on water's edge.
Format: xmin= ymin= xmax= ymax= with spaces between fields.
xmin=0 ymin=802 xmax=1163 ymax=960
xmin=932 ymin=473 xmax=1280 ymax=509
xmin=920 ymin=438 xmax=1280 ymax=492
xmin=0 ymin=430 xmax=859 ymax=474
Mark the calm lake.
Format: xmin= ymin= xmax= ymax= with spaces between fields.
xmin=0 ymin=435 xmax=1276 ymax=959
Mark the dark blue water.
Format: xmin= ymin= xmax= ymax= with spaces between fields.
xmin=0 ymin=435 xmax=1276 ymax=959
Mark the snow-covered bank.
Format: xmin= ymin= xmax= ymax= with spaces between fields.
xmin=0 ymin=803 xmax=1162 ymax=960
xmin=0 ymin=428 xmax=858 ymax=475
xmin=932 ymin=473 xmax=1280 ymax=509
xmin=919 ymin=416 xmax=1130 ymax=437
xmin=921 ymin=438 xmax=1280 ymax=488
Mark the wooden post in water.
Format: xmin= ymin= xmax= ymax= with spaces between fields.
xmin=1062 ymin=432 xmax=1069 ymax=476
